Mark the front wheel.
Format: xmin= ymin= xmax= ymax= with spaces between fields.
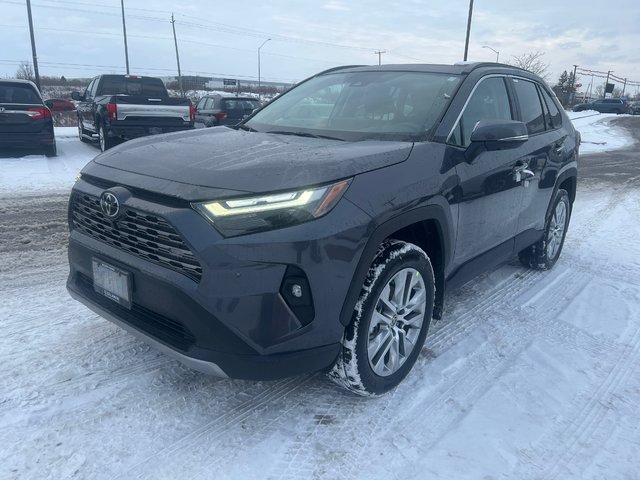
xmin=328 ymin=240 xmax=435 ymax=396
xmin=78 ymin=118 xmax=89 ymax=143
xmin=519 ymin=189 xmax=571 ymax=270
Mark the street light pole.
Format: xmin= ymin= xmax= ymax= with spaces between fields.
xmin=463 ymin=0 xmax=474 ymax=61
xmin=258 ymin=38 xmax=271 ymax=101
xmin=482 ymin=45 xmax=499 ymax=62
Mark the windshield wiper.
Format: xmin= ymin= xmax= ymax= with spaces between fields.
xmin=267 ymin=130 xmax=345 ymax=141
xmin=234 ymin=124 xmax=258 ymax=132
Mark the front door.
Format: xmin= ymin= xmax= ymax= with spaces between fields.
xmin=448 ymin=76 xmax=526 ymax=267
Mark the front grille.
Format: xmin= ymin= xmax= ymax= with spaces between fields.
xmin=71 ymin=192 xmax=203 ymax=282
xmin=76 ymin=273 xmax=196 ymax=351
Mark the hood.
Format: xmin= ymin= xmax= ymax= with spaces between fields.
xmin=89 ymin=127 xmax=413 ymax=196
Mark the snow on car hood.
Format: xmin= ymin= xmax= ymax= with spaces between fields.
xmin=90 ymin=127 xmax=413 ymax=195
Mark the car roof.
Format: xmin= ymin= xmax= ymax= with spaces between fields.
xmin=316 ymin=62 xmax=531 ymax=77
xmin=202 ymin=94 xmax=259 ymax=100
xmin=0 ymin=78 xmax=39 ymax=87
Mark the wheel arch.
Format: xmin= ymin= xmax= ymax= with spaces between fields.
xmin=339 ymin=204 xmax=453 ymax=326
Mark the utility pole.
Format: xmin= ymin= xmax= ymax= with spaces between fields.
xmin=121 ymin=0 xmax=130 ymax=74
xmin=621 ymin=78 xmax=627 ymax=97
xmin=171 ymin=13 xmax=184 ymax=97
xmin=463 ymin=0 xmax=474 ymax=61
xmin=570 ymin=64 xmax=578 ymax=107
xmin=374 ymin=50 xmax=386 ymax=65
xmin=604 ymin=70 xmax=612 ymax=99
xmin=25 ymin=0 xmax=40 ymax=89
xmin=258 ymin=38 xmax=271 ymax=101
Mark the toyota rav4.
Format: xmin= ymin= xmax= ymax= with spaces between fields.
xmin=67 ymin=63 xmax=579 ymax=396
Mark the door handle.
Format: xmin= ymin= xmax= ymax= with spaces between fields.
xmin=512 ymin=162 xmax=535 ymax=186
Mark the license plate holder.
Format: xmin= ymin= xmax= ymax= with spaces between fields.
xmin=92 ymin=258 xmax=132 ymax=309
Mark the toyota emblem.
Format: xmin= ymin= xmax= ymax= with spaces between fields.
xmin=100 ymin=191 xmax=120 ymax=220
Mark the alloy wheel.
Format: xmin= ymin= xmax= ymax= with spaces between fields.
xmin=547 ymin=200 xmax=567 ymax=260
xmin=367 ymin=267 xmax=426 ymax=377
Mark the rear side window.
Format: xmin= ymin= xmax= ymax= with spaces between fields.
xmin=449 ymin=76 xmax=513 ymax=147
xmin=539 ymin=88 xmax=562 ymax=129
xmin=0 ymin=83 xmax=41 ymax=104
xmin=512 ymin=79 xmax=545 ymax=135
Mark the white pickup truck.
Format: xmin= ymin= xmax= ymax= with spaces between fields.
xmin=72 ymin=75 xmax=194 ymax=151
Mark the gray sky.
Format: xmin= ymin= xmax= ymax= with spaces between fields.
xmin=1 ymin=0 xmax=639 ymax=93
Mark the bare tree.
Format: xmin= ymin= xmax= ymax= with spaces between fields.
xmin=509 ymin=51 xmax=550 ymax=81
xmin=16 ymin=62 xmax=35 ymax=81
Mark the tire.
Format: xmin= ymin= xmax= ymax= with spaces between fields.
xmin=328 ymin=239 xmax=435 ymax=396
xmin=44 ymin=142 xmax=57 ymax=157
xmin=98 ymin=123 xmax=116 ymax=152
xmin=519 ymin=189 xmax=571 ymax=270
xmin=78 ymin=118 xmax=89 ymax=143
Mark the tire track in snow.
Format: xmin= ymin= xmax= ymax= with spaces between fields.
xmin=512 ymin=322 xmax=640 ymax=479
xmin=116 ymin=374 xmax=318 ymax=479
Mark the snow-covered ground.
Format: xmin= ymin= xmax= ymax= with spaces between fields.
xmin=1 ymin=116 xmax=639 ymax=479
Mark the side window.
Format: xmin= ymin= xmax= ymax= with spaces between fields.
xmin=196 ymin=98 xmax=207 ymax=110
xmin=204 ymin=98 xmax=215 ymax=110
xmin=540 ymin=87 xmax=562 ymax=129
xmin=449 ymin=76 xmax=512 ymax=147
xmin=512 ymin=78 xmax=545 ymax=135
xmin=90 ymin=79 xmax=100 ymax=98
xmin=84 ymin=80 xmax=95 ymax=99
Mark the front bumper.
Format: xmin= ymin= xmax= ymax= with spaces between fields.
xmin=66 ymin=177 xmax=371 ymax=379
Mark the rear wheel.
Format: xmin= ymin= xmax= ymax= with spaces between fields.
xmin=519 ymin=189 xmax=571 ymax=270
xmin=98 ymin=124 xmax=116 ymax=152
xmin=44 ymin=142 xmax=57 ymax=157
xmin=328 ymin=240 xmax=435 ymax=396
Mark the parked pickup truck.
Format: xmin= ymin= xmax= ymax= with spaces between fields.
xmin=72 ymin=75 xmax=194 ymax=151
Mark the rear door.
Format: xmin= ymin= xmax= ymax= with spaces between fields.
xmin=195 ymin=97 xmax=215 ymax=126
xmin=510 ymin=77 xmax=562 ymax=236
xmin=0 ymin=82 xmax=48 ymax=136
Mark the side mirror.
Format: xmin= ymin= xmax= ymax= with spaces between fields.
xmin=71 ymin=91 xmax=83 ymax=101
xmin=470 ymin=119 xmax=528 ymax=149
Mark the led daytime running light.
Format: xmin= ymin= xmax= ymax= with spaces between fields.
xmin=204 ymin=189 xmax=318 ymax=217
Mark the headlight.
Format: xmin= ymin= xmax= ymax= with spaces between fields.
xmin=193 ymin=179 xmax=351 ymax=237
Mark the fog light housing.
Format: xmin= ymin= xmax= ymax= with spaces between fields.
xmin=280 ymin=266 xmax=314 ymax=327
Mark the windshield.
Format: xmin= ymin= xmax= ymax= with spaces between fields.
xmin=246 ymin=71 xmax=461 ymax=141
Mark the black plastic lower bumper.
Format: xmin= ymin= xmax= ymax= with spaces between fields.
xmin=67 ymin=269 xmax=341 ymax=380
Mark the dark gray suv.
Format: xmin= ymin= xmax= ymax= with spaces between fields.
xmin=67 ymin=63 xmax=579 ymax=395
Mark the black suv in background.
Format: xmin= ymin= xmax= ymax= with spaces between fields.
xmin=0 ymin=79 xmax=56 ymax=156
xmin=573 ymin=98 xmax=629 ymax=114
xmin=67 ymin=63 xmax=579 ymax=396
xmin=194 ymin=94 xmax=260 ymax=127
